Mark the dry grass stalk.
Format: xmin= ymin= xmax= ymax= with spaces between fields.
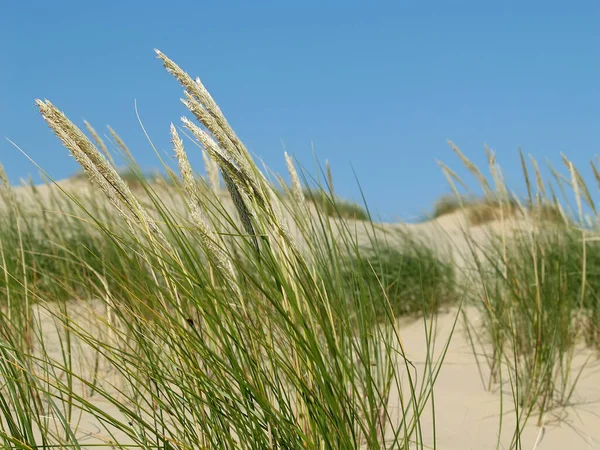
xmin=519 ymin=148 xmax=533 ymax=206
xmin=40 ymin=101 xmax=188 ymax=315
xmin=529 ymin=155 xmax=547 ymax=204
xmin=181 ymin=117 xmax=260 ymax=252
xmin=107 ymin=125 xmax=135 ymax=161
xmin=182 ymin=92 xmax=251 ymax=177
xmin=155 ymin=50 xmax=252 ymax=165
xmin=326 ymin=159 xmax=334 ymax=196
xmin=159 ymin=50 xmax=300 ymax=271
xmin=448 ymin=140 xmax=493 ymax=197
xmin=181 ymin=118 xmax=260 ymax=202
xmin=37 ymin=100 xmax=172 ymax=255
xmin=202 ymin=150 xmax=220 ymax=193
xmin=486 ymin=147 xmax=509 ymax=203
xmin=285 ymin=152 xmax=304 ymax=205
xmin=590 ymin=160 xmax=600 ymax=191
xmin=156 ymin=49 xmax=283 ymax=221
xmin=170 ymin=125 xmax=238 ymax=288
xmin=562 ymin=153 xmax=596 ymax=219
xmin=84 ymin=120 xmax=115 ymax=166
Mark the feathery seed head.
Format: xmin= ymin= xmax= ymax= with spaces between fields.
xmin=171 ymin=124 xmax=199 ymax=201
xmin=84 ymin=120 xmax=114 ymax=166
xmin=285 ymin=152 xmax=304 ymax=205
xmin=169 ymin=124 xmax=239 ymax=289
xmin=326 ymin=159 xmax=335 ymax=196
xmin=107 ymin=125 xmax=134 ymax=160
xmin=38 ymin=99 xmax=171 ymax=249
xmin=202 ymin=150 xmax=220 ymax=193
xmin=157 ymin=49 xmax=256 ymax=177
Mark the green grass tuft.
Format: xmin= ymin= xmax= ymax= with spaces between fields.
xmin=343 ymin=239 xmax=457 ymax=320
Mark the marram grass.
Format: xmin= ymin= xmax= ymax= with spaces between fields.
xmin=0 ymin=50 xmax=455 ymax=449
xmin=442 ymin=145 xmax=600 ymax=445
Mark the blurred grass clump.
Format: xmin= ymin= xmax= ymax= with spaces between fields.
xmin=432 ymin=193 xmax=565 ymax=226
xmin=343 ymin=239 xmax=457 ymax=319
xmin=302 ymin=187 xmax=369 ymax=220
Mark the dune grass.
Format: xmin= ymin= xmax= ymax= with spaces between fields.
xmin=0 ymin=50 xmax=458 ymax=449
xmin=343 ymin=237 xmax=457 ymax=320
xmin=440 ymin=145 xmax=600 ymax=445
xmin=480 ymin=228 xmax=600 ymax=415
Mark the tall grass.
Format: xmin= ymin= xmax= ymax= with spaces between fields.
xmin=0 ymin=50 xmax=456 ymax=449
xmin=342 ymin=236 xmax=457 ymax=320
xmin=440 ymin=145 xmax=600 ymax=446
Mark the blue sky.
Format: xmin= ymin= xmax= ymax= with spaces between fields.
xmin=1 ymin=1 xmax=599 ymax=221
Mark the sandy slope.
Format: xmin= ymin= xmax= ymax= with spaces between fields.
xmin=399 ymin=308 xmax=600 ymax=450
xmin=4 ymin=180 xmax=600 ymax=449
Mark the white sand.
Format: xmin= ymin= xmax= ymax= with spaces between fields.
xmin=399 ymin=308 xmax=600 ymax=449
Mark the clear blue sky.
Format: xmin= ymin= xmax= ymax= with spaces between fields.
xmin=1 ymin=1 xmax=599 ymax=221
